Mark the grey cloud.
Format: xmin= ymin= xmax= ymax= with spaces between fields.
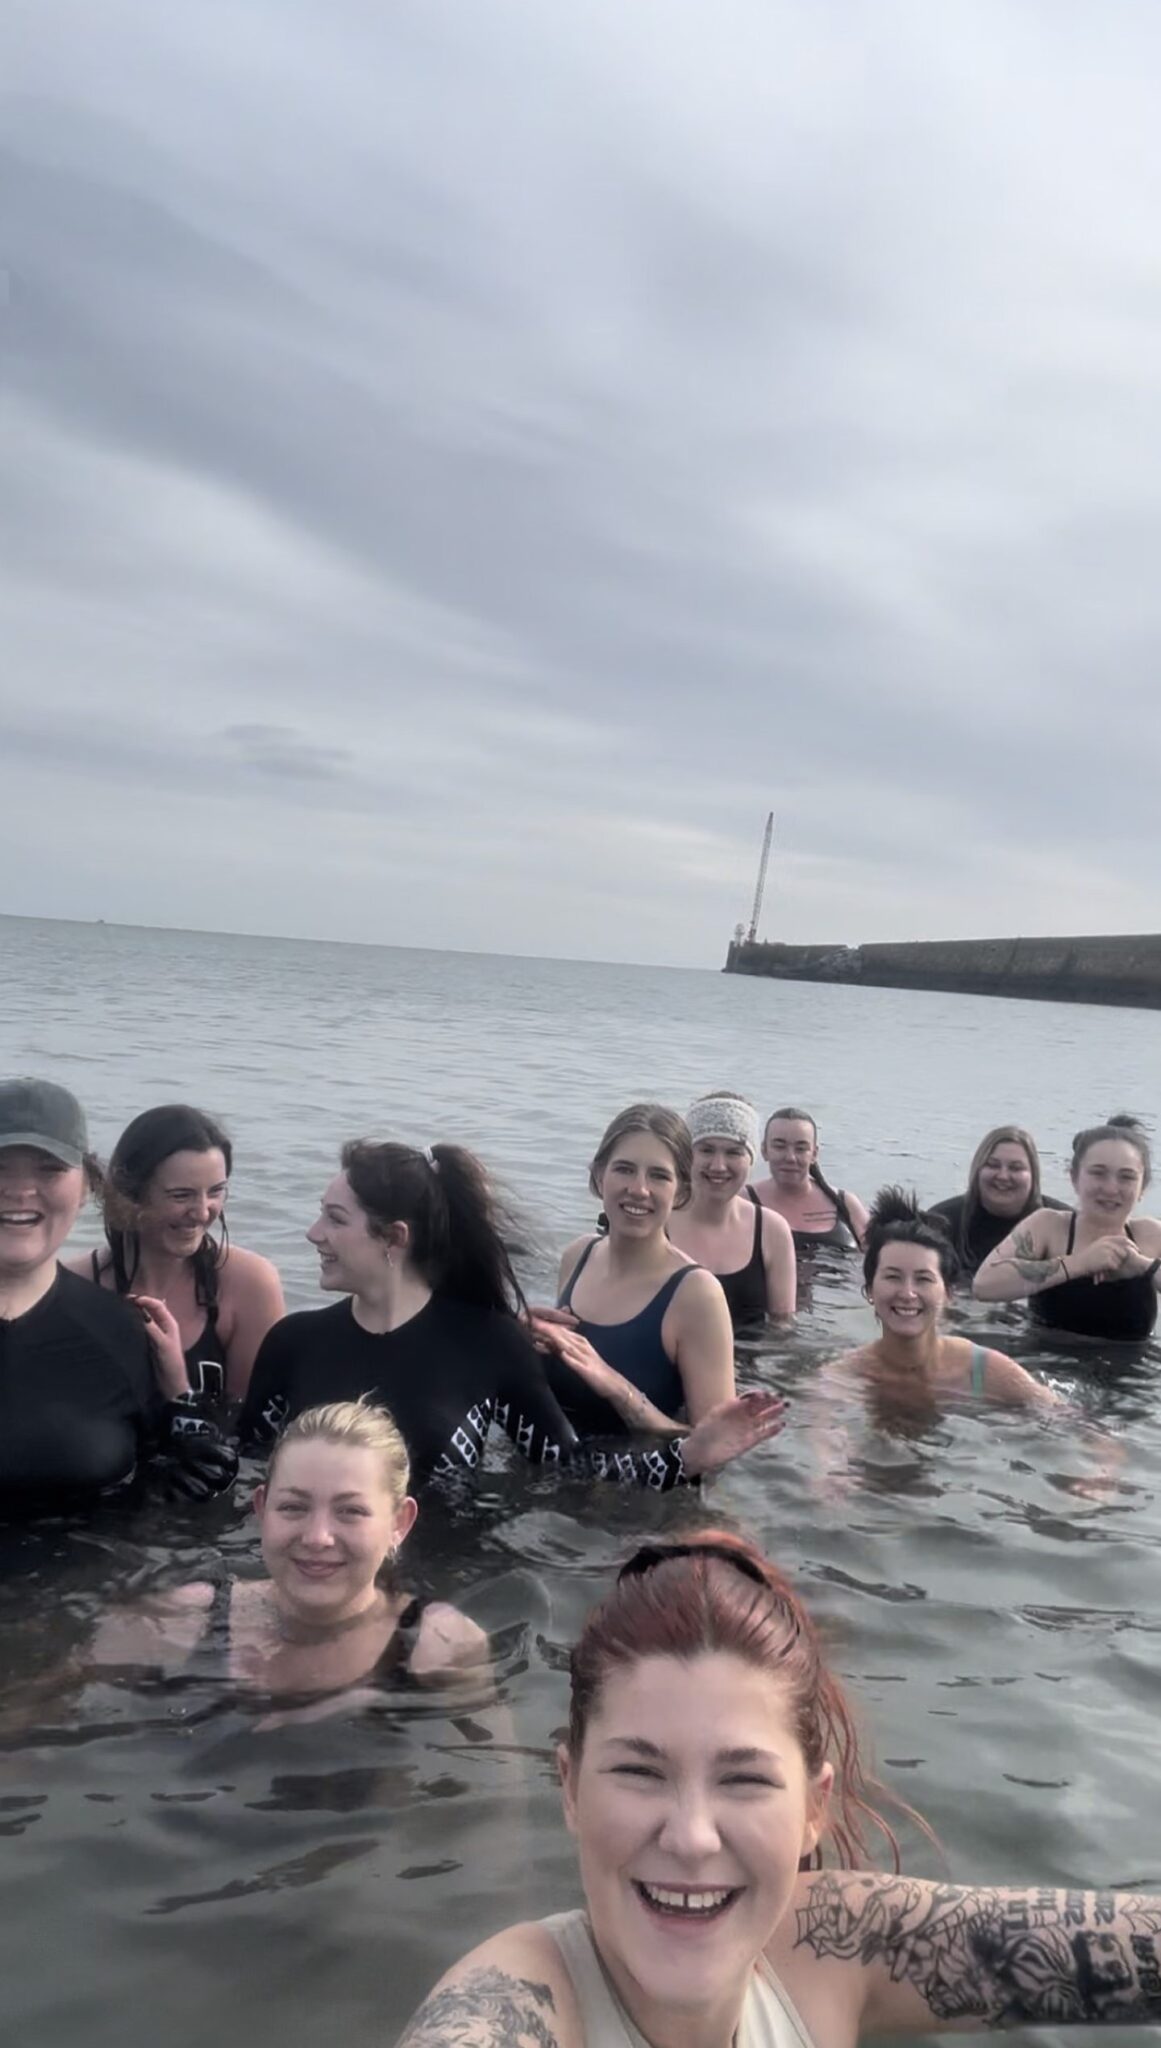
xmin=2 ymin=2 xmax=1160 ymax=960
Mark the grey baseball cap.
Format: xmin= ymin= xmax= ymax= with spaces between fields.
xmin=0 ymin=1078 xmax=89 ymax=1167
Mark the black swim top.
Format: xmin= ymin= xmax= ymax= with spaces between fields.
xmin=790 ymin=1178 xmax=857 ymax=1253
xmin=1030 ymin=1215 xmax=1158 ymax=1343
xmin=716 ymin=1196 xmax=768 ymax=1329
xmin=201 ymin=1578 xmax=428 ymax=1692
xmin=548 ymin=1238 xmax=690 ymax=1436
xmin=91 ymin=1249 xmax=229 ymax=1401
xmin=0 ymin=1267 xmax=236 ymax=1508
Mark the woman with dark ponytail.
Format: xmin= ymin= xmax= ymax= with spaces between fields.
xmin=826 ymin=1188 xmax=1053 ymax=1411
xmin=238 ymin=1140 xmax=786 ymax=1494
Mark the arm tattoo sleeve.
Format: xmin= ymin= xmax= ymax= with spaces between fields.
xmin=794 ymin=1876 xmax=1161 ymax=2027
xmin=396 ymin=1964 xmax=561 ymax=2047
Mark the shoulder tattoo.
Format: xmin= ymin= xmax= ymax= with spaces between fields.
xmin=397 ymin=1965 xmax=560 ymax=2047
xmin=795 ymin=1876 xmax=1161 ymax=2026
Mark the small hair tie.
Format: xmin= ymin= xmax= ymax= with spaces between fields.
xmin=423 ymin=1146 xmax=439 ymax=1173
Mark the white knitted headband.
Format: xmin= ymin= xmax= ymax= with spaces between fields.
xmin=685 ymin=1096 xmax=760 ymax=1159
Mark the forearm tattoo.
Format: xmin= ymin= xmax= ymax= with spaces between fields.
xmin=396 ymin=1965 xmax=560 ymax=2047
xmin=1001 ymin=1230 xmax=1067 ymax=1291
xmin=795 ymin=1876 xmax=1161 ymax=2026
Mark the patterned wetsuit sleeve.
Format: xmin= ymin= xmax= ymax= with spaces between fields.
xmin=492 ymin=1323 xmax=697 ymax=1491
xmin=490 ymin=1319 xmax=579 ymax=1464
xmin=235 ymin=1318 xmax=294 ymax=1449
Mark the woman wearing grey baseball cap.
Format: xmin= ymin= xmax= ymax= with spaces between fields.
xmin=0 ymin=1078 xmax=236 ymax=1505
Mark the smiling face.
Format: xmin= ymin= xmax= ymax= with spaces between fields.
xmin=596 ymin=1133 xmax=681 ymax=1240
xmin=560 ymin=1652 xmax=829 ymax=2035
xmin=255 ymin=1438 xmax=416 ymax=1623
xmin=0 ymin=1145 xmax=86 ymax=1279
xmin=762 ymin=1118 xmax=817 ymax=1189
xmin=306 ymin=1172 xmax=396 ymax=1294
xmin=867 ymin=1238 xmax=948 ymax=1337
xmin=1072 ymin=1139 xmax=1145 ymax=1225
xmin=692 ymin=1137 xmax=752 ymax=1203
xmin=975 ymin=1140 xmax=1034 ymax=1218
xmin=134 ymin=1148 xmax=229 ymax=1260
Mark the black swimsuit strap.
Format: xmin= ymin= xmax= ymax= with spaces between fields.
xmin=559 ymin=1236 xmax=599 ymax=1309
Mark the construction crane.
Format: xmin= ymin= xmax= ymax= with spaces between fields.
xmin=746 ymin=811 xmax=774 ymax=943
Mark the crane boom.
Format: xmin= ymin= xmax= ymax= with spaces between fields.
xmin=746 ymin=811 xmax=774 ymax=942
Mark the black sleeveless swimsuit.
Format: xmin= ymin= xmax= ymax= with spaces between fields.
xmin=201 ymin=1579 xmax=428 ymax=1690
xmin=547 ymin=1238 xmax=691 ymax=1436
xmin=716 ymin=1196 xmax=768 ymax=1328
xmin=1030 ymin=1215 xmax=1158 ymax=1342
xmin=92 ymin=1249 xmax=229 ymax=1399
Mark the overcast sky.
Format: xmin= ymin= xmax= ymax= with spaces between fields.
xmin=4 ymin=1 xmax=1161 ymax=966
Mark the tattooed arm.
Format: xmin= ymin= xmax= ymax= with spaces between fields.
xmin=973 ymin=1214 xmax=1074 ymax=1301
xmin=395 ymin=1926 xmax=580 ymax=2047
xmin=789 ymin=1870 xmax=1161 ymax=2034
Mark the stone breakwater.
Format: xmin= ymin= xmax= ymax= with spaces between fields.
xmin=724 ymin=934 xmax=1161 ymax=1011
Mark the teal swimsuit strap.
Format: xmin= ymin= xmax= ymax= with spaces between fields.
xmin=970 ymin=1343 xmax=988 ymax=1395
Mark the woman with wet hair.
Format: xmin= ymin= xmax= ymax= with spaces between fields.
xmin=240 ymin=1137 xmax=784 ymax=1494
xmin=73 ymin=1103 xmax=284 ymax=1401
xmin=828 ymin=1188 xmax=1053 ymax=1412
xmin=91 ymin=1398 xmax=486 ymax=1702
xmin=0 ymin=1078 xmax=235 ymax=1505
xmin=398 ymin=1531 xmax=1161 ymax=2047
xmin=667 ymin=1093 xmax=796 ymax=1327
xmin=537 ymin=1104 xmax=737 ymax=1440
xmin=928 ymin=1124 xmax=1067 ymax=1277
xmin=974 ymin=1116 xmax=1161 ymax=1341
xmin=753 ymin=1107 xmax=869 ymax=1253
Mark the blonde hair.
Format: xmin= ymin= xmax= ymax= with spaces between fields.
xmin=267 ymin=1398 xmax=410 ymax=1508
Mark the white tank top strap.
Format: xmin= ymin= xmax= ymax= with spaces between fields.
xmin=540 ymin=1910 xmax=819 ymax=2048
xmin=540 ymin=1911 xmax=646 ymax=2045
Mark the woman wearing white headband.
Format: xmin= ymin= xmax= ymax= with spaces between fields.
xmin=669 ymin=1093 xmax=795 ymax=1327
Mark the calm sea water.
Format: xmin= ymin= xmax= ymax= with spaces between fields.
xmin=1 ymin=914 xmax=1159 ymax=2048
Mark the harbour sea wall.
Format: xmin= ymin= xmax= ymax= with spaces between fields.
xmin=724 ymin=933 xmax=1161 ymax=1011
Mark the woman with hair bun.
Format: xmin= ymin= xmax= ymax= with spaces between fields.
xmin=928 ymin=1123 xmax=1067 ymax=1277
xmin=240 ymin=1138 xmax=784 ymax=1495
xmin=399 ymin=1531 xmax=1161 ymax=2046
xmin=667 ymin=1093 xmax=796 ymax=1326
xmin=72 ymin=1103 xmax=285 ymax=1401
xmin=831 ymin=1188 xmax=1053 ymax=1411
xmin=974 ymin=1117 xmax=1161 ymax=1341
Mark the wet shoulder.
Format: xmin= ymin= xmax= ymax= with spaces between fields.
xmin=397 ymin=1920 xmax=583 ymax=2048
xmin=216 ymin=1242 xmax=283 ymax=1297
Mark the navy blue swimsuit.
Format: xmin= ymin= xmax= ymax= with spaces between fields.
xmin=547 ymin=1238 xmax=692 ymax=1437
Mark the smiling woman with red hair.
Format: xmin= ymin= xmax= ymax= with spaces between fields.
xmin=398 ymin=1531 xmax=1161 ymax=2047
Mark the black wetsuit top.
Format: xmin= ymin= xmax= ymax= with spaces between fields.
xmin=927 ymin=1193 xmax=1068 ymax=1277
xmin=91 ymin=1248 xmax=229 ymax=1399
xmin=0 ymin=1268 xmax=236 ymax=1507
xmin=1030 ymin=1215 xmax=1159 ymax=1342
xmin=715 ymin=1197 xmax=768 ymax=1329
xmin=548 ymin=1238 xmax=690 ymax=1436
xmin=239 ymin=1296 xmax=694 ymax=1491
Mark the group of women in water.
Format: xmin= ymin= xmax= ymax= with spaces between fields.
xmin=2 ymin=1071 xmax=1159 ymax=2044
